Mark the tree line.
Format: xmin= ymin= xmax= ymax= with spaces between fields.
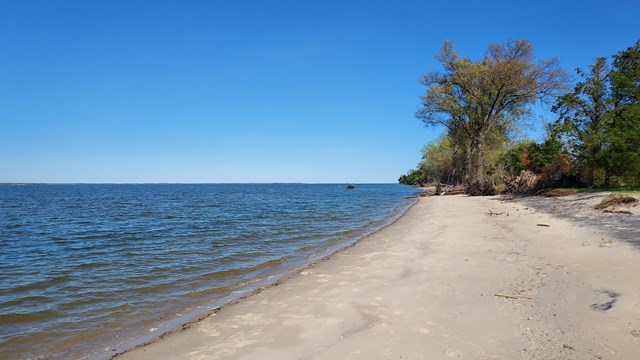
xmin=399 ymin=39 xmax=640 ymax=194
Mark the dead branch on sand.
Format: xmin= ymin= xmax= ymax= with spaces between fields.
xmin=494 ymin=294 xmax=532 ymax=300
xmin=485 ymin=209 xmax=509 ymax=216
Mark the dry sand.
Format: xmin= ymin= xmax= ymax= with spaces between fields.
xmin=115 ymin=195 xmax=640 ymax=359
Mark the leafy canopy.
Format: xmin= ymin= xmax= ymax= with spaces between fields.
xmin=416 ymin=40 xmax=568 ymax=186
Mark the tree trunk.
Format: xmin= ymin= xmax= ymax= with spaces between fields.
xmin=467 ymin=133 xmax=485 ymax=185
xmin=465 ymin=132 xmax=495 ymax=196
xmin=588 ymin=164 xmax=596 ymax=188
xmin=464 ymin=142 xmax=473 ymax=184
xmin=476 ymin=137 xmax=485 ymax=184
xmin=604 ymin=163 xmax=613 ymax=188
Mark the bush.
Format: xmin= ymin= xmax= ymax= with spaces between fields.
xmin=538 ymin=154 xmax=577 ymax=188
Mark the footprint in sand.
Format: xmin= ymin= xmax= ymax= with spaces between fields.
xmin=197 ymin=322 xmax=223 ymax=337
xmin=345 ymin=350 xmax=361 ymax=359
xmin=590 ymin=289 xmax=619 ymax=311
xmin=445 ymin=349 xmax=461 ymax=357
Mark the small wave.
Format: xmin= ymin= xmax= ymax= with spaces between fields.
xmin=72 ymin=261 xmax=113 ymax=269
xmin=0 ymin=309 xmax=62 ymax=324
xmin=0 ymin=295 xmax=52 ymax=308
xmin=3 ymin=223 xmax=24 ymax=229
xmin=73 ymin=233 xmax=114 ymax=241
xmin=201 ymin=258 xmax=285 ymax=280
xmin=94 ymin=302 xmax=133 ymax=317
xmin=57 ymin=294 xmax=117 ymax=310
xmin=9 ymin=275 xmax=71 ymax=293
xmin=131 ymin=281 xmax=179 ymax=295
xmin=0 ymin=183 xmax=418 ymax=359
xmin=185 ymin=286 xmax=231 ymax=298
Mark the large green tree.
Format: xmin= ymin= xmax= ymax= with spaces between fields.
xmin=553 ymin=57 xmax=611 ymax=186
xmin=553 ymin=40 xmax=640 ymax=187
xmin=416 ymin=40 xmax=568 ymax=193
xmin=609 ymin=41 xmax=640 ymax=184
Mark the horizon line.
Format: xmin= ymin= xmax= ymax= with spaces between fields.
xmin=0 ymin=182 xmax=400 ymax=185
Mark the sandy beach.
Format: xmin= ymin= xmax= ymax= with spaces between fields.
xmin=115 ymin=195 xmax=640 ymax=359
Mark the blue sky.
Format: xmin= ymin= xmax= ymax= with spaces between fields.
xmin=1 ymin=0 xmax=638 ymax=183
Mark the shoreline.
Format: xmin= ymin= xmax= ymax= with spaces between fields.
xmin=114 ymin=195 xmax=640 ymax=359
xmin=100 ymin=196 xmax=419 ymax=360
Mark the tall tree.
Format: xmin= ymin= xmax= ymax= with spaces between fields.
xmin=553 ymin=41 xmax=640 ymax=187
xmin=609 ymin=41 xmax=640 ymax=184
xmin=416 ymin=40 xmax=567 ymax=193
xmin=553 ymin=57 xmax=611 ymax=186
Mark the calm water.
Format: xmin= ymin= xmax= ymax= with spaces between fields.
xmin=0 ymin=184 xmax=417 ymax=359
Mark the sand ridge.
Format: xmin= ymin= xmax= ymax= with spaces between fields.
xmin=115 ymin=195 xmax=640 ymax=359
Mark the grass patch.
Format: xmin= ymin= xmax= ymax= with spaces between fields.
xmin=608 ymin=187 xmax=640 ymax=193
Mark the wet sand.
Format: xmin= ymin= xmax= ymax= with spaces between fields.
xmin=115 ymin=195 xmax=640 ymax=359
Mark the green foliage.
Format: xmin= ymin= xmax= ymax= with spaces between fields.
xmin=398 ymin=135 xmax=459 ymax=185
xmin=498 ymin=140 xmax=537 ymax=176
xmin=403 ymin=39 xmax=640 ymax=191
xmin=498 ymin=133 xmax=566 ymax=176
xmin=553 ymin=57 xmax=612 ymax=186
xmin=416 ymin=40 xmax=568 ymax=187
xmin=552 ymin=40 xmax=640 ymax=187
xmin=420 ymin=135 xmax=460 ymax=184
xmin=608 ymin=41 xmax=640 ymax=182
xmin=398 ymin=167 xmax=428 ymax=185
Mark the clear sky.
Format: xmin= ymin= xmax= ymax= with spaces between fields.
xmin=1 ymin=0 xmax=638 ymax=183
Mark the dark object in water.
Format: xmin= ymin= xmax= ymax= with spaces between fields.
xmin=346 ymin=184 xmax=355 ymax=189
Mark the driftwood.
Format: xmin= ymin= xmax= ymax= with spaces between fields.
xmin=494 ymin=293 xmax=532 ymax=300
xmin=467 ymin=181 xmax=497 ymax=196
xmin=485 ymin=210 xmax=509 ymax=216
xmin=504 ymin=170 xmax=540 ymax=194
xmin=436 ymin=183 xmax=467 ymax=196
xmin=420 ymin=186 xmax=438 ymax=196
xmin=603 ymin=210 xmax=633 ymax=215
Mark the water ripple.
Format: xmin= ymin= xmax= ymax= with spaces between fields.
xmin=0 ymin=183 xmax=417 ymax=359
